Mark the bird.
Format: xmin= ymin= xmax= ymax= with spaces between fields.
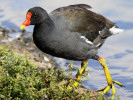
xmin=20 ymin=4 xmax=124 ymax=99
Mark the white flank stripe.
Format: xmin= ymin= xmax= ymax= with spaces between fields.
xmin=95 ymin=43 xmax=101 ymax=47
xmin=99 ymin=31 xmax=101 ymax=34
xmin=80 ymin=36 xmax=93 ymax=45
xmin=109 ymin=26 xmax=124 ymax=35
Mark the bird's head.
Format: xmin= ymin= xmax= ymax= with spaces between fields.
xmin=20 ymin=7 xmax=48 ymax=30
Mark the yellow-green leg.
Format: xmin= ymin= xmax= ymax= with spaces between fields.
xmin=67 ymin=61 xmax=88 ymax=89
xmin=98 ymin=57 xmax=124 ymax=100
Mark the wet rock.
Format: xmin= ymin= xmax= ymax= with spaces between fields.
xmin=0 ymin=26 xmax=9 ymax=39
xmin=20 ymin=31 xmax=32 ymax=45
xmin=0 ymin=26 xmax=9 ymax=33
xmin=8 ymin=32 xmax=22 ymax=40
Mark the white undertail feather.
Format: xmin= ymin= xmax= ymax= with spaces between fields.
xmin=109 ymin=26 xmax=124 ymax=35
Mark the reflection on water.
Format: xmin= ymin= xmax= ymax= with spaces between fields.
xmin=0 ymin=0 xmax=133 ymax=100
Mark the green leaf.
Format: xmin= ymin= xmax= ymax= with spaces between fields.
xmin=0 ymin=94 xmax=5 ymax=99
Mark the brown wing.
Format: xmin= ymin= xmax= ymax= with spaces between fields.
xmin=50 ymin=4 xmax=115 ymax=42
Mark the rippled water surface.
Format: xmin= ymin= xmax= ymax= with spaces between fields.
xmin=0 ymin=0 xmax=133 ymax=99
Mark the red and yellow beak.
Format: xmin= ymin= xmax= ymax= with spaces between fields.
xmin=20 ymin=12 xmax=32 ymax=30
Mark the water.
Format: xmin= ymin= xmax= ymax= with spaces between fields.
xmin=0 ymin=0 xmax=133 ymax=99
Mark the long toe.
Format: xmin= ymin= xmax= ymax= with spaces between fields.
xmin=98 ymin=80 xmax=124 ymax=100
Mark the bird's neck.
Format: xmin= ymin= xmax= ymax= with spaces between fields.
xmin=33 ymin=17 xmax=55 ymax=52
xmin=33 ymin=17 xmax=55 ymax=40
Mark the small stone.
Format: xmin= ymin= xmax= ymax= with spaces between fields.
xmin=44 ymin=56 xmax=50 ymax=63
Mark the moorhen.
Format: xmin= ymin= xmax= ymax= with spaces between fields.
xmin=20 ymin=4 xmax=124 ymax=99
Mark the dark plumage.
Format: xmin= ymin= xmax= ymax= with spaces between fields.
xmin=20 ymin=4 xmax=124 ymax=99
xmin=24 ymin=5 xmax=118 ymax=61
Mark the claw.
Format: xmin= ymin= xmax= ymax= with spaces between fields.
xmin=97 ymin=87 xmax=105 ymax=93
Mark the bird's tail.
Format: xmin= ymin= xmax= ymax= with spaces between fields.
xmin=109 ymin=26 xmax=124 ymax=35
xmin=93 ymin=26 xmax=124 ymax=49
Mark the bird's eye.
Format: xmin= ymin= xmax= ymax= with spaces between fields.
xmin=34 ymin=13 xmax=38 ymax=17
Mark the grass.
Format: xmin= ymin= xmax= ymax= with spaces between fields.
xmin=0 ymin=46 xmax=107 ymax=100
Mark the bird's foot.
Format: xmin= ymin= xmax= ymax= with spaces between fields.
xmin=98 ymin=57 xmax=125 ymax=99
xmin=66 ymin=77 xmax=81 ymax=90
xmin=67 ymin=61 xmax=88 ymax=90
xmin=97 ymin=80 xmax=124 ymax=100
